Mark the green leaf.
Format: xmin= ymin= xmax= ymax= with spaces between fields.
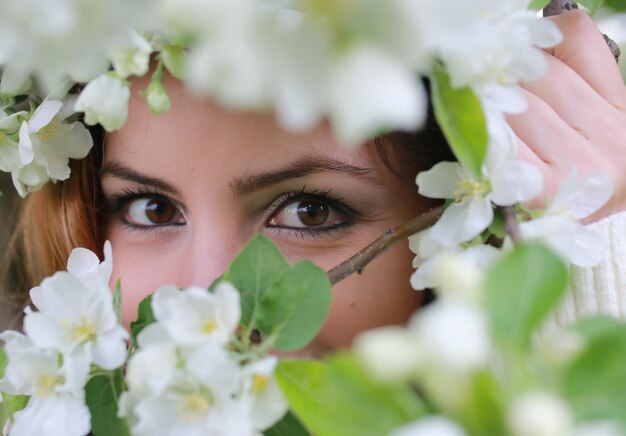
xmin=576 ymin=0 xmax=604 ymax=14
xmin=258 ymin=260 xmax=332 ymax=351
xmin=130 ymin=294 xmax=156 ymax=346
xmin=161 ymin=45 xmax=187 ymax=80
xmin=559 ymin=316 xmax=626 ymax=427
xmin=85 ymin=370 xmax=130 ymax=436
xmin=0 ymin=347 xmax=6 ymax=379
xmin=264 ymin=410 xmax=310 ymax=436
xmin=0 ymin=393 xmax=29 ymax=423
xmin=0 ymin=348 xmax=30 ymax=423
xmin=528 ymin=0 xmax=551 ymax=9
xmin=603 ymin=0 xmax=626 ymax=11
xmin=277 ymin=356 xmax=426 ymax=436
xmin=113 ymin=279 xmax=122 ymax=325
xmin=484 ymin=243 xmax=568 ymax=351
xmin=454 ymin=371 xmax=506 ymax=436
xmin=430 ymin=64 xmax=488 ymax=176
xmin=225 ymin=235 xmax=290 ymax=328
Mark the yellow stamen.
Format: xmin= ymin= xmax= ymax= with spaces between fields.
xmin=63 ymin=315 xmax=97 ymax=344
xmin=251 ymin=374 xmax=269 ymax=395
xmin=453 ymin=178 xmax=491 ymax=204
xmin=177 ymin=391 xmax=213 ymax=422
xmin=36 ymin=118 xmax=60 ymax=141
xmin=34 ymin=373 xmax=63 ymax=397
xmin=202 ymin=320 xmax=219 ymax=334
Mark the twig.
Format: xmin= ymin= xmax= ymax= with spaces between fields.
xmin=327 ymin=206 xmax=443 ymax=285
xmin=543 ymin=0 xmax=578 ymax=17
xmin=501 ymin=206 xmax=521 ymax=244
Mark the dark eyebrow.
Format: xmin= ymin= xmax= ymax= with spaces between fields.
xmin=230 ymin=155 xmax=377 ymax=196
xmin=99 ymin=161 xmax=180 ymax=196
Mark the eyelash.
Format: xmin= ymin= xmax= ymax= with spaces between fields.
xmin=102 ymin=185 xmax=186 ymax=232
xmin=264 ymin=187 xmax=358 ymax=238
xmin=102 ymin=186 xmax=359 ymax=237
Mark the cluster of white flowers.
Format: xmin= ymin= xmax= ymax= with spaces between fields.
xmin=0 ymin=98 xmax=93 ymax=197
xmin=118 ymin=283 xmax=288 ymax=436
xmin=0 ymin=242 xmax=128 ymax=436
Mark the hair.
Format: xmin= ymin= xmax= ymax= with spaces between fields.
xmin=0 ymin=98 xmax=452 ymax=330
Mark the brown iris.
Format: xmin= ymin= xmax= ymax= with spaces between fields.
xmin=144 ymin=198 xmax=177 ymax=224
xmin=296 ymin=200 xmax=329 ymax=226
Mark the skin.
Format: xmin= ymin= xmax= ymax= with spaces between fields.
xmin=102 ymin=11 xmax=626 ymax=355
xmin=102 ymin=74 xmax=431 ymax=355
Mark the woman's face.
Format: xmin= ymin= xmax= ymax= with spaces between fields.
xmin=102 ymin=73 xmax=430 ymax=355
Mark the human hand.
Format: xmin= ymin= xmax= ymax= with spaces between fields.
xmin=507 ymin=10 xmax=626 ymax=221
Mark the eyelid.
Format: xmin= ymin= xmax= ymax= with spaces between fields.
xmin=264 ymin=188 xmax=358 ymax=231
xmin=102 ymin=186 xmax=187 ymax=230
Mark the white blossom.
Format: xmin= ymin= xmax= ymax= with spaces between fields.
xmin=121 ymin=342 xmax=254 ymax=436
xmin=0 ymin=331 xmax=91 ymax=436
xmin=354 ymin=326 xmax=420 ymax=383
xmin=507 ymin=391 xmax=573 ymax=436
xmin=151 ymin=282 xmax=241 ymax=347
xmin=417 ymin=155 xmax=542 ymax=246
xmin=9 ymin=99 xmax=92 ymax=197
xmin=519 ymin=171 xmax=614 ymax=267
xmin=23 ymin=271 xmax=128 ymax=370
xmin=409 ymin=230 xmax=501 ymax=300
xmin=390 ymin=416 xmax=467 ymax=436
xmin=408 ymin=300 xmax=491 ymax=374
xmin=110 ymin=31 xmax=153 ymax=79
xmin=327 ymin=45 xmax=426 ymax=145
xmin=66 ymin=240 xmax=113 ymax=285
xmin=240 ymin=357 xmax=289 ymax=431
xmin=75 ymin=74 xmax=130 ymax=131
xmin=0 ymin=0 xmax=154 ymax=90
xmin=414 ymin=0 xmax=561 ymax=113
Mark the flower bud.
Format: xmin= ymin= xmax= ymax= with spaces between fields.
xmin=508 ymin=391 xmax=572 ymax=436
xmin=146 ymin=81 xmax=171 ymax=115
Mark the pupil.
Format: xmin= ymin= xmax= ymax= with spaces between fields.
xmin=145 ymin=199 xmax=175 ymax=224
xmin=297 ymin=200 xmax=329 ymax=226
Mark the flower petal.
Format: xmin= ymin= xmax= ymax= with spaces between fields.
xmin=416 ymin=161 xmax=464 ymax=199
xmin=431 ymin=199 xmax=494 ymax=246
xmin=490 ymin=159 xmax=543 ymax=205
xmin=28 ymin=100 xmax=63 ymax=134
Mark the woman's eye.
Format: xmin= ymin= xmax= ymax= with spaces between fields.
xmin=267 ymin=198 xmax=345 ymax=229
xmin=123 ymin=197 xmax=184 ymax=227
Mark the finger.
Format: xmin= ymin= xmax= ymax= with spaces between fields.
xmin=521 ymin=53 xmax=624 ymax=142
xmin=515 ymin=137 xmax=557 ymax=208
xmin=544 ymin=10 xmax=626 ymax=109
xmin=506 ymin=89 xmax=588 ymax=164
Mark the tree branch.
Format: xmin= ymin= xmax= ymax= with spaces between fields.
xmin=327 ymin=206 xmax=443 ymax=285
xmin=543 ymin=0 xmax=578 ymax=17
xmin=501 ymin=206 xmax=521 ymax=244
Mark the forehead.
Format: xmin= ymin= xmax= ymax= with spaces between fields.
xmin=103 ymin=73 xmax=376 ymax=179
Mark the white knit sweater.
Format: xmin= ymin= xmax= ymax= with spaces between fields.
xmin=543 ymin=211 xmax=626 ymax=331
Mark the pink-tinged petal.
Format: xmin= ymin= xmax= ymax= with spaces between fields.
xmin=28 ymin=100 xmax=63 ymax=134
xmin=431 ymin=199 xmax=494 ymax=246
xmin=490 ymin=160 xmax=543 ymax=205
xmin=11 ymin=396 xmax=91 ymax=436
xmin=18 ymin=121 xmax=34 ymax=164
xmin=416 ymin=161 xmax=465 ymax=199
